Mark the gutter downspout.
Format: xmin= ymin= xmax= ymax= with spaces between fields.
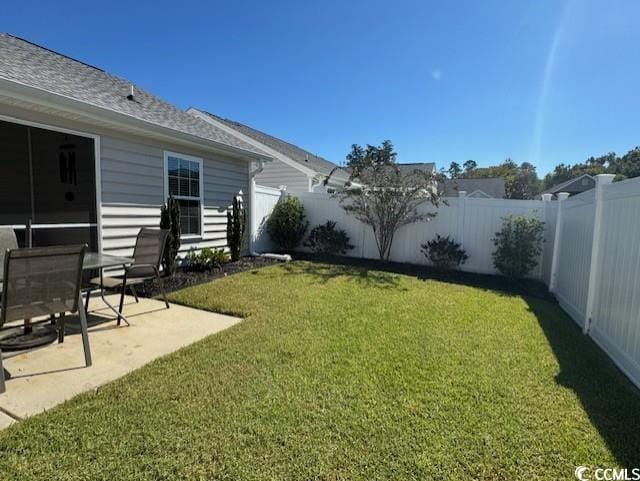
xmin=248 ymin=160 xmax=291 ymax=261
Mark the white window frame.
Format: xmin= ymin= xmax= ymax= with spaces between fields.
xmin=163 ymin=151 xmax=204 ymax=239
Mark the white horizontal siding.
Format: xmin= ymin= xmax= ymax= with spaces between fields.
xmin=256 ymin=158 xmax=309 ymax=192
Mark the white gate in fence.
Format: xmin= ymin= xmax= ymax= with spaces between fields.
xmin=252 ymin=184 xmax=282 ymax=252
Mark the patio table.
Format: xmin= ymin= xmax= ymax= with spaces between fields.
xmin=0 ymin=252 xmax=133 ymax=350
xmin=82 ymin=252 xmax=134 ymax=326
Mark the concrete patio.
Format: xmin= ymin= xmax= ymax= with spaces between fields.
xmin=0 ymin=295 xmax=241 ymax=429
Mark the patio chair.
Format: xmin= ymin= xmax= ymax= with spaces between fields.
xmin=88 ymin=228 xmax=170 ymax=325
xmin=0 ymin=245 xmax=91 ymax=393
xmin=0 ymin=228 xmax=18 ymax=293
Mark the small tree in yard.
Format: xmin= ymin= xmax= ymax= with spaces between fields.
xmin=160 ymin=196 xmax=181 ymax=276
xmin=266 ymin=195 xmax=308 ymax=252
xmin=492 ymin=215 xmax=545 ymax=278
xmin=327 ymin=140 xmax=444 ymax=261
xmin=227 ymin=195 xmax=245 ymax=262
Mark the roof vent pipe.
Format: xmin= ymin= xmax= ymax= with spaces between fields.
xmin=126 ymin=85 xmax=135 ymax=101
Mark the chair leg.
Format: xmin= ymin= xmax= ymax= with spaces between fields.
xmin=84 ymin=290 xmax=91 ymax=314
xmin=117 ymin=281 xmax=127 ymax=326
xmin=57 ymin=313 xmax=66 ymax=343
xmin=0 ymin=349 xmax=6 ymax=394
xmin=158 ymin=272 xmax=170 ymax=309
xmin=130 ymin=286 xmax=139 ymax=303
xmin=77 ymin=293 xmax=92 ymax=367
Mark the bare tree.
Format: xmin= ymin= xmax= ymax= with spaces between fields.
xmin=326 ymin=140 xmax=444 ymax=261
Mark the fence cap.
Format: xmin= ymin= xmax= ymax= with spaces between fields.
xmin=595 ymin=174 xmax=615 ymax=185
xmin=541 ymin=193 xmax=553 ymax=202
xmin=557 ymin=192 xmax=570 ymax=201
xmin=458 ymin=190 xmax=467 ymax=198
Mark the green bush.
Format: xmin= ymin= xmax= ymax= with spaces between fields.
xmin=266 ymin=195 xmax=308 ymax=252
xmin=227 ymin=195 xmax=245 ymax=262
xmin=186 ymin=247 xmax=229 ymax=271
xmin=421 ymin=234 xmax=468 ymax=270
xmin=492 ymin=215 xmax=545 ymax=278
xmin=160 ymin=196 xmax=181 ymax=276
xmin=304 ymin=221 xmax=354 ymax=255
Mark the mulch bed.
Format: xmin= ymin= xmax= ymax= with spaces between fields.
xmin=135 ymin=256 xmax=280 ymax=298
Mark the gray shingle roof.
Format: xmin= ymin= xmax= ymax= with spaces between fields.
xmin=539 ymin=174 xmax=595 ymax=197
xmin=444 ymin=178 xmax=506 ymax=198
xmin=0 ymin=33 xmax=268 ymax=157
xmin=200 ymin=111 xmax=343 ymax=176
xmin=397 ymin=162 xmax=436 ymax=175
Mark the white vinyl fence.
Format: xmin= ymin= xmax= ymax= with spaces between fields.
xmin=296 ymin=191 xmax=552 ymax=277
xmin=252 ymin=185 xmax=282 ymax=252
xmin=254 ymin=175 xmax=640 ymax=388
xmin=549 ymin=175 xmax=640 ymax=389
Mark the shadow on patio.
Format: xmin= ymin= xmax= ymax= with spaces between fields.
xmin=0 ymin=294 xmax=241 ymax=426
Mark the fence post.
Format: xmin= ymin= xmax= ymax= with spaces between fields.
xmin=549 ymin=192 xmax=570 ymax=293
xmin=584 ymin=174 xmax=615 ymax=334
xmin=540 ymin=194 xmax=553 ymax=280
xmin=458 ymin=191 xmax=467 ymax=249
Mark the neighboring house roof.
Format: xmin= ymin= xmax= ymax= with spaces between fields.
xmin=0 ymin=33 xmax=269 ymax=159
xmin=191 ymin=109 xmax=346 ymax=179
xmin=444 ymin=178 xmax=506 ymax=198
xmin=539 ymin=174 xmax=595 ymax=198
xmin=397 ymin=163 xmax=436 ymax=175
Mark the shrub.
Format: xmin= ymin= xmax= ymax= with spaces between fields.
xmin=160 ymin=196 xmax=181 ymax=276
xmin=227 ymin=195 xmax=245 ymax=262
xmin=185 ymin=247 xmax=229 ymax=271
xmin=266 ymin=195 xmax=308 ymax=252
xmin=421 ymin=234 xmax=468 ymax=270
xmin=492 ymin=215 xmax=545 ymax=278
xmin=304 ymin=221 xmax=354 ymax=255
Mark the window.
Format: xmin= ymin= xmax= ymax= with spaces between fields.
xmin=164 ymin=152 xmax=203 ymax=236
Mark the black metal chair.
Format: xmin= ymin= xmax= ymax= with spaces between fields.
xmin=88 ymin=228 xmax=170 ymax=325
xmin=0 ymin=245 xmax=91 ymax=393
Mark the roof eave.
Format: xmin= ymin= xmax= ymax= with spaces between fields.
xmin=0 ymin=78 xmax=273 ymax=163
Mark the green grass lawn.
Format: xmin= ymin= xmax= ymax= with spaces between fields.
xmin=1 ymin=261 xmax=639 ymax=480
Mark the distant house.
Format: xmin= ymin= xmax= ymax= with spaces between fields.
xmin=188 ymin=109 xmax=350 ymax=193
xmin=444 ymin=178 xmax=506 ymax=198
xmin=539 ymin=174 xmax=595 ymax=199
xmin=397 ymin=162 xmax=437 ymax=175
xmin=0 ymin=33 xmax=273 ymax=257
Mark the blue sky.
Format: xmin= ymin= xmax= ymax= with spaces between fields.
xmin=2 ymin=0 xmax=639 ymax=175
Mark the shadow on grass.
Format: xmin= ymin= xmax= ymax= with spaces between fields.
xmin=293 ymin=253 xmax=553 ymax=300
xmin=281 ymin=260 xmax=403 ymax=289
xmin=526 ymin=298 xmax=640 ymax=467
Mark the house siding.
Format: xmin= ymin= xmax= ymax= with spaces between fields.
xmin=0 ymin=104 xmax=251 ymax=257
xmin=100 ymin=135 xmax=250 ymax=258
xmin=256 ymin=158 xmax=310 ymax=192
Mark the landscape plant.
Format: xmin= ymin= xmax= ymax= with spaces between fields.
xmin=327 ymin=140 xmax=444 ymax=261
xmin=492 ymin=214 xmax=545 ymax=278
xmin=304 ymin=220 xmax=354 ymax=255
xmin=227 ymin=195 xmax=246 ymax=262
xmin=185 ymin=247 xmax=229 ymax=271
xmin=266 ymin=195 xmax=308 ymax=252
xmin=160 ymin=196 xmax=181 ymax=276
xmin=421 ymin=234 xmax=468 ymax=270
